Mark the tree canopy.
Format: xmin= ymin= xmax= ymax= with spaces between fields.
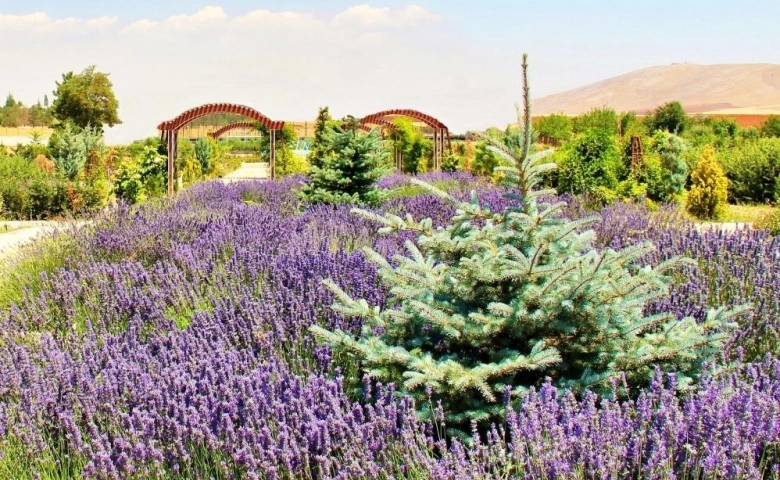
xmin=52 ymin=65 xmax=121 ymax=131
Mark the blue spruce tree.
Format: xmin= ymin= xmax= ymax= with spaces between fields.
xmin=310 ymin=55 xmax=746 ymax=439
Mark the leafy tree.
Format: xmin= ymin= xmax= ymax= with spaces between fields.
xmin=51 ymin=65 xmax=121 ymax=131
xmin=572 ymin=107 xmax=619 ymax=135
xmin=648 ymin=101 xmax=687 ymax=134
xmin=309 ymin=54 xmax=743 ymax=440
xmin=298 ymin=117 xmax=388 ymax=206
xmin=1 ymin=94 xmax=22 ymax=127
xmin=619 ymin=111 xmax=645 ymax=137
xmin=761 ymin=115 xmax=780 ymax=138
xmin=536 ymin=113 xmax=572 ymax=143
xmin=556 ymin=128 xmax=622 ymax=197
xmin=686 ymin=146 xmax=728 ymax=220
xmin=652 ymin=131 xmax=688 ymax=201
xmin=390 ymin=117 xmax=432 ymax=174
xmin=719 ymin=138 xmax=780 ymax=204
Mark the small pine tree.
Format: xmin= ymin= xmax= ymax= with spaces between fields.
xmin=310 ymin=55 xmax=745 ymax=439
xmin=298 ymin=117 xmax=389 ymax=206
xmin=686 ymin=146 xmax=728 ymax=220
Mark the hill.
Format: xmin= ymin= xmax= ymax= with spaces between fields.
xmin=532 ymin=63 xmax=780 ymax=116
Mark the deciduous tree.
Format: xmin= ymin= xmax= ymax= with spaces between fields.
xmin=51 ymin=66 xmax=121 ymax=131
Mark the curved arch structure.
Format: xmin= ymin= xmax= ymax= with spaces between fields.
xmin=158 ymin=103 xmax=285 ymax=193
xmin=157 ymin=103 xmax=284 ymax=133
xmin=207 ymin=121 xmax=261 ymax=139
xmin=360 ymin=109 xmax=450 ymax=172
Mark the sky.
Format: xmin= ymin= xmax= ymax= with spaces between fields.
xmin=1 ymin=0 xmax=778 ymax=143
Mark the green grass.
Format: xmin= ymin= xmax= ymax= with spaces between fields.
xmin=720 ymin=204 xmax=777 ymax=224
xmin=0 ymin=232 xmax=78 ymax=309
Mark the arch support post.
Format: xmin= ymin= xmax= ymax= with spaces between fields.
xmin=269 ymin=129 xmax=277 ymax=180
xmin=165 ymin=129 xmax=178 ymax=195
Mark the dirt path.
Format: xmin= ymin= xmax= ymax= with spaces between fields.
xmin=220 ymin=162 xmax=269 ymax=183
xmin=0 ymin=223 xmax=58 ymax=257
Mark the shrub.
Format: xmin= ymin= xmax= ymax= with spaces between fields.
xmin=310 ymin=55 xmax=743 ymax=439
xmin=193 ymin=137 xmax=213 ymax=174
xmin=48 ymin=123 xmax=102 ymax=181
xmin=754 ymin=208 xmax=780 ymax=234
xmin=556 ymin=128 xmax=622 ymax=196
xmin=536 ymin=113 xmax=572 ymax=143
xmin=761 ymin=115 xmax=780 ymax=138
xmin=719 ymin=137 xmax=780 ymax=204
xmin=634 ymin=152 xmax=667 ymax=202
xmin=471 ymin=141 xmax=502 ymax=177
xmin=686 ymin=146 xmax=729 ymax=220
xmin=113 ymin=146 xmax=167 ymax=204
xmin=572 ymin=107 xmax=618 ymax=135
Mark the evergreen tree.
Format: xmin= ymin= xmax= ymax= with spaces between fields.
xmin=309 ymin=106 xmax=333 ymax=169
xmin=686 ymin=145 xmax=728 ymax=220
xmin=298 ymin=117 xmax=389 ymax=206
xmin=653 ymin=131 xmax=688 ymax=201
xmin=193 ymin=137 xmax=213 ymax=174
xmin=310 ymin=55 xmax=744 ymax=439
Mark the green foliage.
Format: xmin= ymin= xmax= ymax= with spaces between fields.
xmin=113 ymin=146 xmax=167 ymax=204
xmin=0 ymin=154 xmax=103 ymax=219
xmin=572 ymin=107 xmax=619 ymax=135
xmin=440 ymin=151 xmax=459 ymax=172
xmin=619 ymin=111 xmax=644 ymax=137
xmin=298 ymin=120 xmax=388 ymax=206
xmin=556 ymin=129 xmax=622 ymax=196
xmin=652 ymin=131 xmax=688 ymax=201
xmin=683 ymin=116 xmax=738 ymax=149
xmin=51 ymin=65 xmax=121 ymax=131
xmin=718 ymin=137 xmax=780 ymax=204
xmin=176 ymin=140 xmax=203 ymax=185
xmin=536 ymin=113 xmax=572 ymax=143
xmin=47 ymin=123 xmax=102 ymax=181
xmin=310 ymin=54 xmax=742 ymax=440
xmin=633 ymin=152 xmax=667 ymax=202
xmin=471 ymin=141 xmax=502 ymax=177
xmin=686 ymin=146 xmax=729 ymax=220
xmin=647 ymin=101 xmax=687 ymax=134
xmin=309 ymin=107 xmax=333 ymax=170
xmin=193 ymin=137 xmax=213 ymax=174
xmin=753 ymin=208 xmax=780 ymax=235
xmin=761 ymin=115 xmax=780 ymax=138
xmin=391 ymin=117 xmax=432 ymax=174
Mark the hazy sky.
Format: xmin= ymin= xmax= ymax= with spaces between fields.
xmin=1 ymin=1 xmax=778 ymax=143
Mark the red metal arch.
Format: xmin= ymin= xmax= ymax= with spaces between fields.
xmin=360 ymin=108 xmax=448 ymax=131
xmin=354 ymin=118 xmax=398 ymax=133
xmin=208 ymin=121 xmax=260 ymax=139
xmin=157 ymin=103 xmax=284 ymax=133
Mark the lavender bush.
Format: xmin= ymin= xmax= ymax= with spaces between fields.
xmin=0 ymin=174 xmax=778 ymax=478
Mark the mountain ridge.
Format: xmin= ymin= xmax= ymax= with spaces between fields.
xmin=531 ymin=63 xmax=780 ymax=115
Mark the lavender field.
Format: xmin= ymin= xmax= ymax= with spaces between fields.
xmin=0 ymin=173 xmax=778 ymax=479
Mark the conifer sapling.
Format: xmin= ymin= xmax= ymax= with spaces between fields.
xmin=309 ymin=54 xmax=746 ymax=439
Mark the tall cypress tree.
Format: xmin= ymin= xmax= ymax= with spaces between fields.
xmin=308 ymin=106 xmax=333 ymax=170
xmin=310 ymin=55 xmax=745 ymax=439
